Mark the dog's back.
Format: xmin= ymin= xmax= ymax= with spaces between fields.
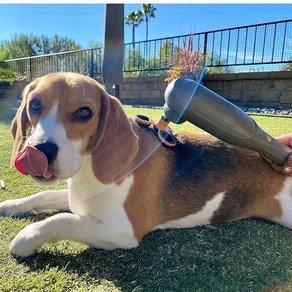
xmin=125 ymin=125 xmax=292 ymax=242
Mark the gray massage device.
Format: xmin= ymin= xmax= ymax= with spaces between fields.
xmin=164 ymin=77 xmax=291 ymax=166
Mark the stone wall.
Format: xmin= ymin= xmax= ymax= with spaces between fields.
xmin=104 ymin=76 xmax=167 ymax=106
xmin=0 ymin=82 xmax=10 ymax=98
xmin=0 ymin=80 xmax=30 ymax=100
xmin=106 ymin=71 xmax=292 ymax=108
xmin=204 ymin=71 xmax=292 ymax=108
xmin=1 ymin=72 xmax=292 ymax=108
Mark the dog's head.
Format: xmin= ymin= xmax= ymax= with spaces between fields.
xmin=11 ymin=73 xmax=139 ymax=184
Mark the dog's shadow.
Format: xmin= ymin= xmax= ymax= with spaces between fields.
xmin=15 ymin=219 xmax=292 ymax=291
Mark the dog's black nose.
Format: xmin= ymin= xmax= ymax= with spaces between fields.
xmin=34 ymin=142 xmax=58 ymax=165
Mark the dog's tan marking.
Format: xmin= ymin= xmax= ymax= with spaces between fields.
xmin=124 ymin=128 xmax=169 ymax=242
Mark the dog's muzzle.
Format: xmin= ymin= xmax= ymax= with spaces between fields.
xmin=34 ymin=142 xmax=58 ymax=165
xmin=14 ymin=142 xmax=58 ymax=179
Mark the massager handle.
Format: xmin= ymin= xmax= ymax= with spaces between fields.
xmin=164 ymin=78 xmax=291 ymax=166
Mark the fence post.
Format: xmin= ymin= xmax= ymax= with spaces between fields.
xmin=203 ymin=32 xmax=208 ymax=69
xmin=90 ymin=49 xmax=94 ymax=78
xmin=29 ymin=58 xmax=32 ymax=80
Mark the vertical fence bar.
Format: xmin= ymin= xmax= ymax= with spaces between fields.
xmin=271 ymin=23 xmax=277 ymax=62
xmin=252 ymin=26 xmax=257 ymax=63
xmin=153 ymin=40 xmax=156 ymax=69
xmin=219 ymin=31 xmax=223 ymax=65
xmin=235 ymin=29 xmax=240 ymax=64
xmin=139 ymin=42 xmax=141 ymax=70
xmin=243 ymin=27 xmax=248 ymax=63
xmin=148 ymin=40 xmax=152 ymax=70
xmin=29 ymin=58 xmax=32 ymax=80
xmin=90 ymin=49 xmax=94 ymax=77
xmin=281 ymin=21 xmax=287 ymax=61
xmin=262 ymin=24 xmax=267 ymax=63
xmin=203 ymin=32 xmax=208 ymax=68
xmin=211 ymin=32 xmax=215 ymax=65
xmin=226 ymin=29 xmax=231 ymax=64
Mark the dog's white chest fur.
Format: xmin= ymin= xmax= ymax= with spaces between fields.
xmin=68 ymin=156 xmax=136 ymax=243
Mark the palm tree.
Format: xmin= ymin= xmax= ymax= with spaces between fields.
xmin=141 ymin=4 xmax=157 ymax=41
xmin=125 ymin=10 xmax=143 ymax=47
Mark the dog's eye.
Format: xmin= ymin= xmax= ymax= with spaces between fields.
xmin=29 ymin=99 xmax=42 ymax=114
xmin=74 ymin=106 xmax=93 ymax=122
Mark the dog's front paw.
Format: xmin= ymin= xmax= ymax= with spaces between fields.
xmin=0 ymin=198 xmax=28 ymax=215
xmin=10 ymin=223 xmax=45 ymax=257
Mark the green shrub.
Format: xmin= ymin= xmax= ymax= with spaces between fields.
xmin=0 ymin=65 xmax=18 ymax=83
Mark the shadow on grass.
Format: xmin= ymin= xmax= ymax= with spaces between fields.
xmin=15 ymin=219 xmax=292 ymax=291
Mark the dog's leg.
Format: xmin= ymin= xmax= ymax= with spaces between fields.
xmin=0 ymin=190 xmax=69 ymax=215
xmin=10 ymin=212 xmax=139 ymax=257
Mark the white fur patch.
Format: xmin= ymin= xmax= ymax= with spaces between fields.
xmin=68 ymin=156 xmax=138 ymax=249
xmin=154 ymin=191 xmax=226 ymax=230
xmin=27 ymin=103 xmax=60 ymax=146
xmin=27 ymin=102 xmax=83 ymax=179
xmin=274 ymin=178 xmax=292 ymax=229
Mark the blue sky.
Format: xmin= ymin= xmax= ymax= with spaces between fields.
xmin=0 ymin=4 xmax=291 ymax=48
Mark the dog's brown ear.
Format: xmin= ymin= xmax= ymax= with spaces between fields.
xmin=91 ymin=91 xmax=139 ymax=184
xmin=10 ymin=86 xmax=31 ymax=165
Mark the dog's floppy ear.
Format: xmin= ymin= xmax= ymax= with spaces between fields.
xmin=91 ymin=91 xmax=139 ymax=184
xmin=10 ymin=85 xmax=31 ymax=165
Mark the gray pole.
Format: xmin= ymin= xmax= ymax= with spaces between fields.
xmin=102 ymin=4 xmax=124 ymax=99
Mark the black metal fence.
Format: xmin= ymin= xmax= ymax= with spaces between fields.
xmin=124 ymin=19 xmax=292 ymax=74
xmin=3 ymin=48 xmax=102 ymax=80
xmin=1 ymin=19 xmax=292 ymax=79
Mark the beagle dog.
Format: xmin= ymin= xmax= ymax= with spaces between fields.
xmin=0 ymin=72 xmax=291 ymax=257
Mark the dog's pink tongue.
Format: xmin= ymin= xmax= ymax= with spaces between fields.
xmin=14 ymin=145 xmax=53 ymax=178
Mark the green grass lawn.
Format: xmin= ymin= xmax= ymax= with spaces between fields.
xmin=0 ymin=104 xmax=291 ymax=291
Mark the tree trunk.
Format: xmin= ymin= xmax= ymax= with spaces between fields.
xmin=146 ymin=18 xmax=149 ymax=41
xmin=132 ymin=26 xmax=135 ymax=49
